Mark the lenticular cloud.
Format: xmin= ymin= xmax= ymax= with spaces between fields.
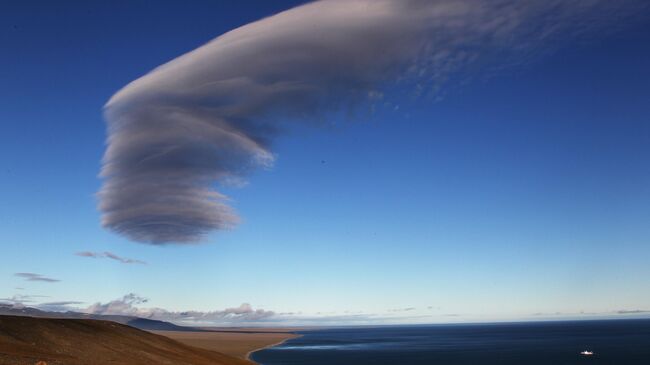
xmin=98 ymin=0 xmax=643 ymax=244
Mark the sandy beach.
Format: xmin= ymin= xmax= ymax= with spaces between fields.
xmin=153 ymin=328 xmax=301 ymax=362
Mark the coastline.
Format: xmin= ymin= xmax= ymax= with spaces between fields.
xmin=246 ymin=333 xmax=302 ymax=363
xmin=153 ymin=328 xmax=301 ymax=362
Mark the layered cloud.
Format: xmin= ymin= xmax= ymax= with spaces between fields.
xmin=75 ymin=251 xmax=147 ymax=265
xmin=99 ymin=0 xmax=644 ymax=244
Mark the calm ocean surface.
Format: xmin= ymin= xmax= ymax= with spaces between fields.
xmin=251 ymin=319 xmax=650 ymax=365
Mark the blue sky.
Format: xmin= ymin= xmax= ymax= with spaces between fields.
xmin=1 ymin=1 xmax=649 ymax=325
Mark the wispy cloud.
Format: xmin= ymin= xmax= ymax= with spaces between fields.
xmin=388 ymin=307 xmax=416 ymax=312
xmin=0 ymin=294 xmax=50 ymax=307
xmin=98 ymin=0 xmax=646 ymax=244
xmin=616 ymin=309 xmax=650 ymax=315
xmin=265 ymin=312 xmax=440 ymax=327
xmin=75 ymin=251 xmax=146 ymax=265
xmin=37 ymin=301 xmax=86 ymax=312
xmin=40 ymin=301 xmax=85 ymax=306
xmin=532 ymin=309 xmax=650 ymax=318
xmin=14 ymin=273 xmax=60 ymax=283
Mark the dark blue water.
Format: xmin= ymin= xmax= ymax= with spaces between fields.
xmin=251 ymin=319 xmax=650 ymax=365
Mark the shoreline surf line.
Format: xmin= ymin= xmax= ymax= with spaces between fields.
xmin=246 ymin=333 xmax=302 ymax=363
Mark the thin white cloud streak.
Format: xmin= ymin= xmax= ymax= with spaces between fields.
xmin=75 ymin=251 xmax=147 ymax=265
xmin=99 ymin=0 xmax=645 ymax=244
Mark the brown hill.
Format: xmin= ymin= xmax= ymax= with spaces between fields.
xmin=0 ymin=315 xmax=253 ymax=365
xmin=0 ymin=304 xmax=199 ymax=332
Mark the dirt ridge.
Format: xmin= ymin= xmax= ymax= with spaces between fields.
xmin=0 ymin=315 xmax=253 ymax=365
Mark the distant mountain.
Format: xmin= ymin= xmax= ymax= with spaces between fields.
xmin=0 ymin=305 xmax=52 ymax=318
xmin=0 ymin=315 xmax=252 ymax=365
xmin=118 ymin=316 xmax=197 ymax=331
xmin=0 ymin=304 xmax=200 ymax=332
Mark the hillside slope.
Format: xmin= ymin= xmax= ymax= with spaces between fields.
xmin=0 ymin=315 xmax=253 ymax=365
xmin=0 ymin=304 xmax=198 ymax=332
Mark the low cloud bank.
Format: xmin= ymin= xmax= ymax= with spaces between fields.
xmin=4 ymin=291 xmax=649 ymax=325
xmin=45 ymin=293 xmax=428 ymax=326
xmin=82 ymin=293 xmax=275 ymax=325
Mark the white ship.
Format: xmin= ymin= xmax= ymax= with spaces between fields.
xmin=580 ymin=350 xmax=594 ymax=356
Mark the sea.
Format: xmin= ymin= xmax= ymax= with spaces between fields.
xmin=251 ymin=319 xmax=650 ymax=365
